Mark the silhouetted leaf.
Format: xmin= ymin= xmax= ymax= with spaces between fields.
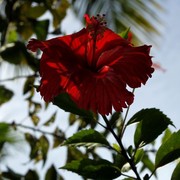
xmin=61 ymin=158 xmax=121 ymax=179
xmin=33 ymin=19 xmax=49 ymax=40
xmin=2 ymin=167 xmax=22 ymax=180
xmin=62 ymin=129 xmax=110 ymax=148
xmin=53 ymin=93 xmax=94 ymax=120
xmin=45 ymin=165 xmax=57 ymax=180
xmin=113 ymin=153 xmax=127 ymax=170
xmin=0 ymin=42 xmax=26 ymax=64
xmin=25 ymin=170 xmax=39 ymax=180
xmin=132 ymin=108 xmax=174 ymax=147
xmin=0 ymin=85 xmax=13 ymax=106
xmin=155 ymin=130 xmax=180 ymax=168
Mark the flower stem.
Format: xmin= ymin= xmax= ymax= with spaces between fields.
xmin=121 ymin=88 xmax=135 ymax=138
xmin=101 ymin=115 xmax=141 ymax=180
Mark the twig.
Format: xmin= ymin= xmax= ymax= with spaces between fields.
xmin=0 ymin=73 xmax=38 ymax=82
xmin=102 ymin=115 xmax=141 ymax=180
xmin=11 ymin=122 xmax=65 ymax=140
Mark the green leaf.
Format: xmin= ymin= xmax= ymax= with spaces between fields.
xmin=132 ymin=108 xmax=174 ymax=147
xmin=51 ymin=0 xmax=70 ymax=28
xmin=25 ymin=170 xmax=39 ymax=180
xmin=161 ymin=128 xmax=172 ymax=144
xmin=67 ymin=147 xmax=88 ymax=163
xmin=0 ymin=85 xmax=13 ymax=106
xmin=26 ymin=5 xmax=47 ymax=19
xmin=39 ymin=135 xmax=49 ymax=165
xmin=23 ymin=77 xmax=35 ymax=95
xmin=45 ymin=165 xmax=57 ymax=180
xmin=53 ymin=93 xmax=94 ymax=120
xmin=155 ymin=130 xmax=180 ymax=168
xmin=62 ymin=129 xmax=110 ymax=148
xmin=141 ymin=154 xmax=156 ymax=177
xmin=61 ymin=158 xmax=121 ymax=179
xmin=119 ymin=28 xmax=130 ymax=39
xmin=2 ymin=167 xmax=23 ymax=180
xmin=0 ymin=42 xmax=25 ymax=64
xmin=52 ymin=128 xmax=65 ymax=148
xmin=44 ymin=112 xmax=57 ymax=126
xmin=134 ymin=149 xmax=144 ymax=164
xmin=0 ymin=122 xmax=15 ymax=150
xmin=113 ymin=153 xmax=127 ymax=170
xmin=171 ymin=161 xmax=180 ymax=180
xmin=33 ymin=19 xmax=49 ymax=40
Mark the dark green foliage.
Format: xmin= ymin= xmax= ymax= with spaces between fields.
xmin=62 ymin=129 xmax=110 ymax=147
xmin=155 ymin=130 xmax=180 ymax=168
xmin=54 ymin=93 xmax=94 ymax=120
xmin=0 ymin=85 xmax=13 ymax=106
xmin=61 ymin=158 xmax=121 ymax=179
xmin=130 ymin=108 xmax=174 ymax=147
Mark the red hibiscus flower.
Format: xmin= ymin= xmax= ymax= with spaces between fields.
xmin=27 ymin=14 xmax=154 ymax=115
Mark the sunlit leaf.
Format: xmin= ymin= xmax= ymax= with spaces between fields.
xmin=26 ymin=5 xmax=47 ymax=19
xmin=155 ymin=130 xmax=180 ymax=168
xmin=7 ymin=28 xmax=18 ymax=43
xmin=171 ymin=161 xmax=180 ymax=180
xmin=39 ymin=135 xmax=49 ymax=165
xmin=134 ymin=149 xmax=144 ymax=164
xmin=61 ymin=158 xmax=121 ymax=179
xmin=23 ymin=77 xmax=35 ymax=95
xmin=62 ymin=129 xmax=110 ymax=148
xmin=44 ymin=112 xmax=57 ymax=126
xmin=69 ymin=113 xmax=77 ymax=125
xmin=161 ymin=128 xmax=172 ymax=144
xmin=0 ymin=85 xmax=13 ymax=106
xmin=30 ymin=115 xmax=40 ymax=126
xmin=51 ymin=0 xmax=70 ymax=28
xmin=119 ymin=28 xmax=130 ymax=39
xmin=132 ymin=108 xmax=174 ymax=147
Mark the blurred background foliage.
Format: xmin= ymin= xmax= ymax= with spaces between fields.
xmin=0 ymin=0 xmax=164 ymax=179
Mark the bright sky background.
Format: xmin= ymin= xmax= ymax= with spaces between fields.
xmin=0 ymin=0 xmax=180 ymax=179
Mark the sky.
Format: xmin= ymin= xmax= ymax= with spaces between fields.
xmin=0 ymin=0 xmax=180 ymax=179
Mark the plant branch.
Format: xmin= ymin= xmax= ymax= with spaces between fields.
xmin=121 ymin=88 xmax=135 ymax=138
xmin=11 ymin=122 xmax=65 ymax=140
xmin=0 ymin=73 xmax=38 ymax=82
xmin=102 ymin=115 xmax=141 ymax=180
